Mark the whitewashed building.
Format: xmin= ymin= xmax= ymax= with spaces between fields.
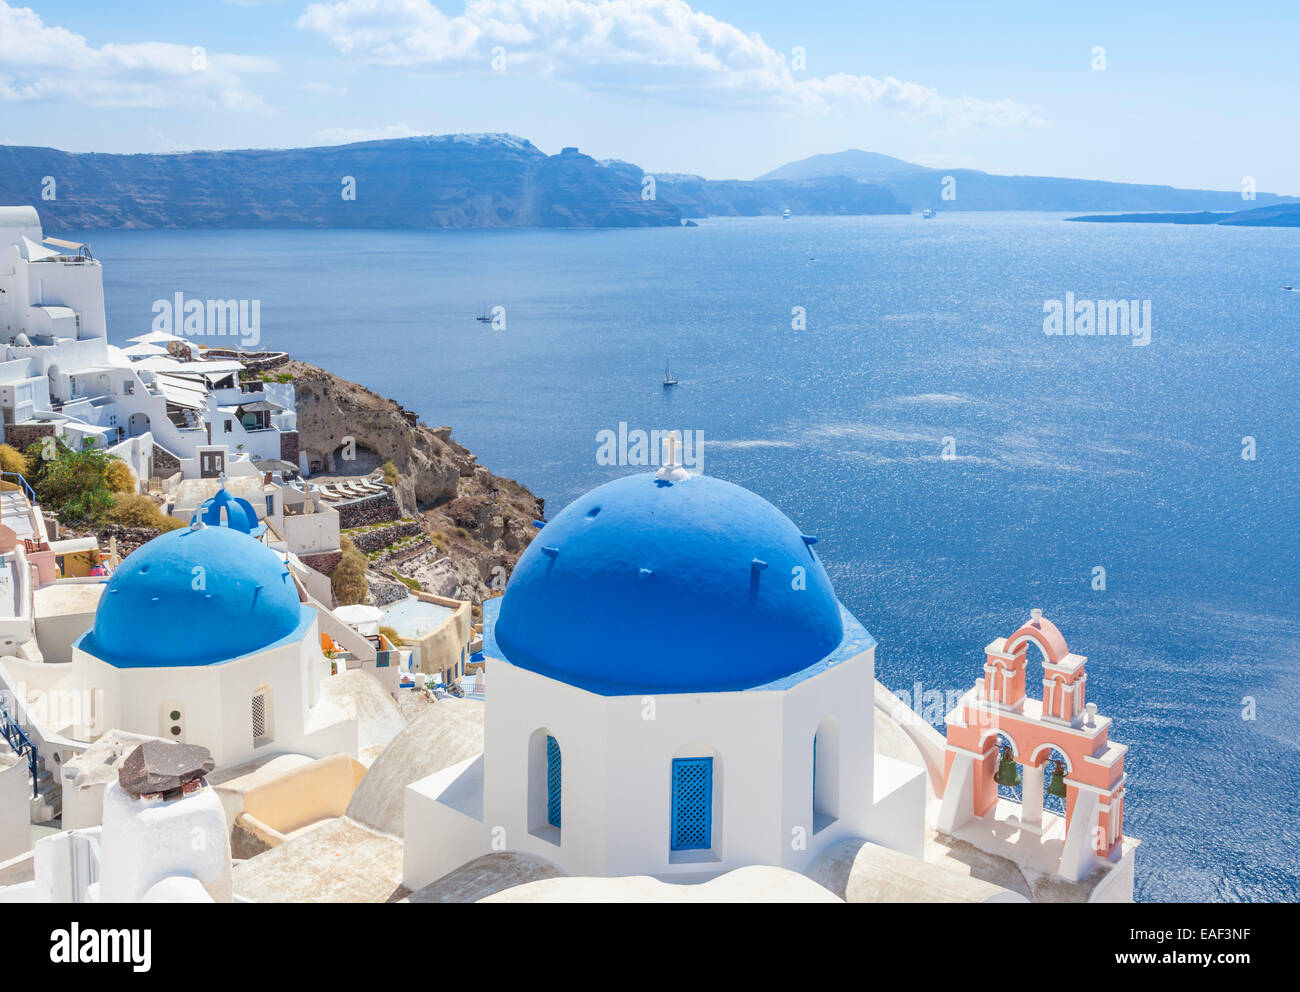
xmin=403 ymin=461 xmax=927 ymax=889
xmin=0 ymin=206 xmax=295 ymax=479
xmin=68 ymin=518 xmax=357 ymax=770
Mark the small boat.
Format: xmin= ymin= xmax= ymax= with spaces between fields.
xmin=475 ymin=302 xmax=493 ymax=323
xmin=1284 ymin=285 xmax=1296 ymax=292
xmin=663 ymin=361 xmax=678 ymax=387
xmin=782 ymin=208 xmax=792 ymax=219
xmin=921 ymin=208 xmax=935 ymax=219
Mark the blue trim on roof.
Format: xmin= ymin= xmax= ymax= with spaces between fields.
xmin=75 ymin=524 xmax=312 ymax=669
xmin=76 ymin=607 xmax=315 ymax=669
xmin=480 ymin=595 xmax=874 ymax=696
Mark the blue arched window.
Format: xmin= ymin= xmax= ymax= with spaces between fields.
xmin=813 ymin=717 xmax=839 ymax=831
xmin=670 ymin=757 xmax=712 ymax=850
xmin=546 ymin=735 xmax=562 ymax=829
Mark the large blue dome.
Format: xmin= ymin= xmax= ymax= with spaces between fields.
xmin=495 ymin=472 xmax=845 ymax=694
xmin=79 ymin=525 xmax=305 ymax=668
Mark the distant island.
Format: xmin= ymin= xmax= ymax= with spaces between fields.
xmin=1066 ymin=203 xmax=1300 ymax=227
xmin=757 ymin=148 xmax=1297 ymax=215
xmin=1 ymin=134 xmax=1295 ymax=231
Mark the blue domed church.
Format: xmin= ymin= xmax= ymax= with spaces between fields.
xmin=70 ymin=499 xmax=358 ymax=769
xmin=403 ymin=460 xmax=927 ymax=887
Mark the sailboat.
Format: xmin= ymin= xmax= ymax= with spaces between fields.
xmin=475 ymin=302 xmax=493 ymax=323
xmin=663 ymin=361 xmax=679 ymax=387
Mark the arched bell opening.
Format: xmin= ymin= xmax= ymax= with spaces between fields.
xmin=991 ymin=730 xmax=1023 ymax=805
xmin=1019 ymin=742 xmax=1073 ymax=836
xmin=1040 ymin=745 xmax=1070 ymax=818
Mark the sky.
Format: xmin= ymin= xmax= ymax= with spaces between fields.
xmin=1 ymin=0 xmax=1296 ymax=192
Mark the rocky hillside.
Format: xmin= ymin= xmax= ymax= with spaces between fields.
xmin=0 ymin=134 xmax=680 ymax=230
xmin=649 ymin=172 xmax=909 ymax=218
xmin=285 ymin=360 xmax=542 ymax=604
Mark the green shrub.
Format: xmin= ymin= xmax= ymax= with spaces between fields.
xmin=28 ymin=441 xmax=120 ymax=526
xmin=381 ymin=459 xmax=398 ymax=486
xmin=379 ymin=625 xmax=404 ymax=647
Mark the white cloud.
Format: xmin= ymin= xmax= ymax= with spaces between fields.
xmin=0 ymin=1 xmax=276 ymax=109
xmin=297 ymin=0 xmax=1044 ymax=127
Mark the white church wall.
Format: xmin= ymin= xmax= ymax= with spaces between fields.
xmin=465 ymin=651 xmax=887 ymax=881
xmin=74 ymin=619 xmax=353 ymax=772
xmin=80 ymin=658 xmax=222 ymax=759
xmin=866 ymin=754 xmax=928 ymax=859
xmin=601 ymin=686 xmax=785 ymax=878
xmin=778 ymin=650 xmax=879 ymax=873
xmin=0 ymin=754 xmax=29 ymax=863
xmin=403 ymin=754 xmax=489 ymax=891
xmin=481 ymin=660 xmax=611 ymax=877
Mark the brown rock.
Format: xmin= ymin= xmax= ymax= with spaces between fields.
xmin=119 ymin=740 xmax=215 ymax=798
xmin=281 ymin=359 xmax=543 ymax=605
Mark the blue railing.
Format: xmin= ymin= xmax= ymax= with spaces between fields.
xmin=0 ymin=695 xmax=39 ymax=797
xmin=0 ymin=471 xmax=36 ymax=505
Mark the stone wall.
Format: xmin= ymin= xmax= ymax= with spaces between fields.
xmin=386 ymin=545 xmax=462 ymax=598
xmin=299 ymin=550 xmax=343 ymax=578
xmin=210 ymin=349 xmax=290 ymax=372
xmin=279 ymin=430 xmax=299 ymax=465
xmin=367 ymin=574 xmax=409 ymax=608
xmin=367 ymin=537 xmax=433 ymax=572
xmin=335 ymin=490 xmax=401 ymax=528
xmin=344 ymin=521 xmax=423 ymax=554
xmin=4 ymin=423 xmax=55 ymax=451
xmin=97 ymin=524 xmax=171 ymax=560
xmin=152 ymin=443 xmax=181 ymax=475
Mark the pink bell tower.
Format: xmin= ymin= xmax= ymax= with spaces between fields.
xmin=937 ymin=610 xmax=1132 ymax=883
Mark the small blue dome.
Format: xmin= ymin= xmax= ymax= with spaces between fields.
xmin=495 ymin=472 xmax=845 ymax=694
xmin=195 ymin=487 xmax=264 ymax=536
xmin=79 ymin=525 xmax=304 ymax=668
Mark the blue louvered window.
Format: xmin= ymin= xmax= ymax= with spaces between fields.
xmin=671 ymin=757 xmax=713 ymax=851
xmin=546 ymin=735 xmax=562 ymax=828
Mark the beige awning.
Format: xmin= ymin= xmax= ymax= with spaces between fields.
xmin=155 ymin=372 xmax=208 ymax=410
xmin=43 ymin=237 xmax=85 ymax=250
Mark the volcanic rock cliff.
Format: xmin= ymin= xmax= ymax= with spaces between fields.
xmin=0 ymin=134 xmax=680 ymax=230
xmin=285 ymin=359 xmax=542 ymax=604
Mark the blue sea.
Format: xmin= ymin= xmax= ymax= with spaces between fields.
xmin=74 ymin=213 xmax=1300 ymax=902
